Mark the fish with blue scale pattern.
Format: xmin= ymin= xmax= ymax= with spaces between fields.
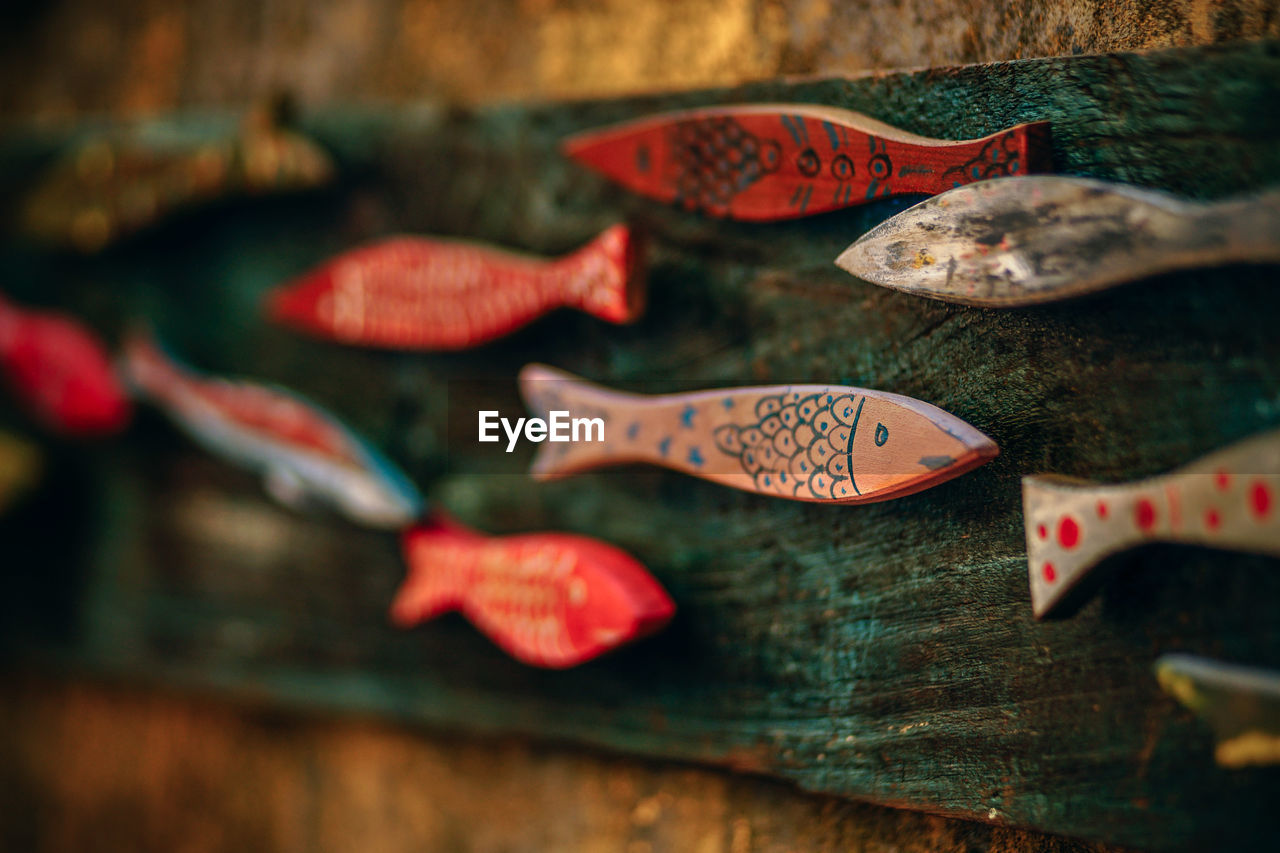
xmin=519 ymin=364 xmax=997 ymax=504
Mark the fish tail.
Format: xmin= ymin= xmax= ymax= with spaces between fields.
xmin=518 ymin=363 xmax=638 ymax=480
xmin=560 ymin=224 xmax=646 ymax=324
xmin=390 ymin=514 xmax=482 ymax=627
xmin=119 ymin=325 xmax=188 ymax=402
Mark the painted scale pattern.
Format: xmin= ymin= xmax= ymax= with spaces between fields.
xmin=122 ymin=330 xmax=423 ymax=529
xmin=1023 ymin=430 xmax=1280 ymax=618
xmin=563 ymin=104 xmax=1051 ymax=221
xmin=0 ymin=294 xmax=132 ymax=436
xmin=392 ymin=517 xmax=675 ymax=669
xmin=265 ymin=224 xmax=644 ymax=350
xmin=520 ymin=364 xmax=997 ymax=504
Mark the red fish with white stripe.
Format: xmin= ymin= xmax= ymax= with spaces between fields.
xmin=264 ymin=224 xmax=644 ymax=350
xmin=121 ymin=329 xmax=424 ymax=529
xmin=392 ymin=515 xmax=674 ymax=668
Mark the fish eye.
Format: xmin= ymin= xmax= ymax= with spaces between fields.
xmin=874 ymin=423 xmax=889 ymax=446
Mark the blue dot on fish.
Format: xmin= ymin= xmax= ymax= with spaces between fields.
xmin=627 ymin=422 xmax=639 ymax=440
xmin=722 ymin=398 xmax=734 ymax=409
xmin=659 ymin=437 xmax=672 ymax=456
xmin=688 ymin=447 xmax=704 ymax=467
xmin=681 ymin=405 xmax=696 ymax=428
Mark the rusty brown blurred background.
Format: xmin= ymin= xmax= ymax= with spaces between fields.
xmin=2 ymin=0 xmax=1277 ymax=120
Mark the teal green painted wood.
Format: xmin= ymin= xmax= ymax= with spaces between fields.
xmin=3 ymin=41 xmax=1280 ymax=852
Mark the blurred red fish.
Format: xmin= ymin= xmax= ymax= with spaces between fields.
xmin=392 ymin=515 xmax=674 ymax=668
xmin=265 ymin=224 xmax=644 ymax=350
xmin=0 ymin=295 xmax=131 ymax=436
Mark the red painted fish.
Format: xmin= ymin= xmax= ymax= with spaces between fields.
xmin=0 ymin=295 xmax=132 ymax=436
xmin=392 ymin=515 xmax=674 ymax=668
xmin=121 ymin=328 xmax=424 ymax=529
xmin=264 ymin=224 xmax=644 ymax=350
xmin=563 ymin=104 xmax=1052 ymax=221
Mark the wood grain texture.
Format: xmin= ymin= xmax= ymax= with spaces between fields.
xmin=1024 ymin=430 xmax=1280 ymax=618
xmin=0 ymin=676 xmax=1127 ymax=853
xmin=1 ymin=0 xmax=1279 ymax=118
xmin=835 ymin=177 xmax=1280 ymax=306
xmin=3 ymin=42 xmax=1280 ymax=850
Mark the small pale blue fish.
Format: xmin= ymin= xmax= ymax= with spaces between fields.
xmin=121 ymin=329 xmax=424 ymax=529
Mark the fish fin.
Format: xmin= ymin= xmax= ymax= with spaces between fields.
xmin=518 ymin=363 xmax=640 ymax=480
xmin=263 ymin=466 xmax=313 ymax=512
xmin=119 ymin=325 xmax=189 ymax=401
xmin=390 ymin=517 xmax=477 ymax=627
xmin=561 ymin=224 xmax=646 ymax=324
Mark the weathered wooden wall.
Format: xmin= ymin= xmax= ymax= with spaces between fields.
xmin=2 ymin=38 xmax=1279 ymax=851
xmin=0 ymin=677 xmax=1121 ymax=853
xmin=1 ymin=0 xmax=1279 ymax=118
xmin=4 ymin=0 xmax=1280 ymax=849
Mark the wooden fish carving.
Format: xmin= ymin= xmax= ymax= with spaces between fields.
xmin=0 ymin=294 xmax=132 ymax=436
xmin=392 ymin=515 xmax=674 ymax=668
xmin=121 ymin=329 xmax=424 ymax=529
xmin=1024 ymin=431 xmax=1280 ymax=618
xmin=835 ymin=176 xmax=1280 ymax=306
xmin=1156 ymin=654 xmax=1280 ymax=768
xmin=519 ymin=364 xmax=997 ymax=503
xmin=20 ymin=108 xmax=334 ymax=253
xmin=265 ymin=224 xmax=644 ymax=350
xmin=563 ymin=104 xmax=1051 ymax=221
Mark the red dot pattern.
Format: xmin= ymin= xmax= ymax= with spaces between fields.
xmin=1215 ymin=470 xmax=1230 ymax=491
xmin=1205 ymin=508 xmax=1221 ymax=531
xmin=1042 ymin=562 xmax=1056 ymax=583
xmin=1096 ymin=500 xmax=1109 ymax=519
xmin=1250 ymin=481 xmax=1272 ymax=520
xmin=1136 ymin=498 xmax=1157 ymax=533
xmin=1036 ymin=524 xmax=1047 ymax=540
xmin=1057 ymin=515 xmax=1080 ymax=549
